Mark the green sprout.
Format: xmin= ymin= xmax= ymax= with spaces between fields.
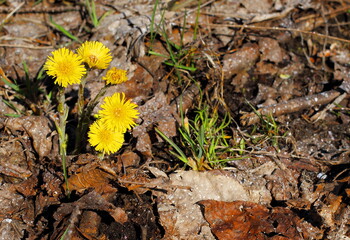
xmin=148 ymin=0 xmax=198 ymax=83
xmin=247 ymin=101 xmax=288 ymax=149
xmin=49 ymin=16 xmax=81 ymax=43
xmin=157 ymin=103 xmax=245 ymax=170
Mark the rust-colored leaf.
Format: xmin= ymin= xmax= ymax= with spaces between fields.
xmin=76 ymin=210 xmax=101 ymax=238
xmin=65 ymin=165 xmax=117 ymax=194
xmin=199 ymin=200 xmax=323 ymax=240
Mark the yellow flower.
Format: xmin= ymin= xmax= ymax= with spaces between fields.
xmin=99 ymin=92 xmax=139 ymax=132
xmin=77 ymin=41 xmax=112 ymax=69
xmin=44 ymin=48 xmax=86 ymax=87
xmin=102 ymin=68 xmax=128 ymax=85
xmin=88 ymin=120 xmax=124 ymax=154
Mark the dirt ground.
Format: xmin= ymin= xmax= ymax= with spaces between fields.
xmin=0 ymin=0 xmax=350 ymax=239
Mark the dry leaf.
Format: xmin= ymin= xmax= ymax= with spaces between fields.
xmin=199 ymin=200 xmax=323 ymax=240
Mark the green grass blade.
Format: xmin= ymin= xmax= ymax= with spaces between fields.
xmin=4 ymin=113 xmax=21 ymax=117
xmin=148 ymin=51 xmax=169 ymax=58
xmin=1 ymin=77 xmax=21 ymax=93
xmin=150 ymin=0 xmax=160 ymax=48
xmin=155 ymin=127 xmax=188 ymax=164
xmin=49 ymin=16 xmax=81 ymax=43
xmin=85 ymin=0 xmax=99 ymax=28
xmin=2 ymin=99 xmax=24 ymax=115
xmin=163 ymin=61 xmax=197 ymax=71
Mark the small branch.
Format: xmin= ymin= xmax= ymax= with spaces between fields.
xmin=0 ymin=2 xmax=25 ymax=27
xmin=0 ymin=44 xmax=54 ymax=49
xmin=240 ymin=90 xmax=342 ymax=126
xmin=203 ymin=23 xmax=350 ymax=45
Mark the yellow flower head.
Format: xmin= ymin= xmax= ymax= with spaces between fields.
xmin=77 ymin=41 xmax=112 ymax=69
xmin=102 ymin=67 xmax=128 ymax=85
xmin=44 ymin=48 xmax=86 ymax=87
xmin=99 ymin=92 xmax=139 ymax=132
xmin=88 ymin=119 xmax=124 ymax=154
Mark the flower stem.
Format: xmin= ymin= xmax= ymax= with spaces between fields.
xmin=98 ymin=151 xmax=105 ymax=160
xmin=73 ymin=74 xmax=88 ymax=154
xmin=77 ymin=75 xmax=87 ymax=118
xmin=73 ymin=84 xmax=110 ymax=154
xmin=56 ymin=87 xmax=70 ymax=194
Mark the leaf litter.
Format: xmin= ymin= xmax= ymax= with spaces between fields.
xmin=0 ymin=0 xmax=350 ymax=239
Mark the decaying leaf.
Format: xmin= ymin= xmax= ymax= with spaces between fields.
xmin=5 ymin=116 xmax=53 ymax=159
xmin=157 ymin=170 xmax=272 ymax=239
xmin=65 ymin=163 xmax=117 ymax=195
xmin=52 ymin=191 xmax=128 ymax=239
xmin=76 ymin=210 xmax=101 ymax=239
xmin=199 ymin=200 xmax=323 ymax=240
xmin=222 ymin=43 xmax=260 ymax=79
xmin=133 ymin=92 xmax=177 ymax=156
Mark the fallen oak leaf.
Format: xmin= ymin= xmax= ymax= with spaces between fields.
xmin=198 ymin=200 xmax=323 ymax=240
xmin=64 ymin=164 xmax=117 ymax=195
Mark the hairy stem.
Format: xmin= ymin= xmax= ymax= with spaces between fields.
xmin=56 ymin=87 xmax=69 ymax=194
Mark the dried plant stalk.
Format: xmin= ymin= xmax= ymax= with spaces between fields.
xmin=241 ymin=90 xmax=341 ymax=126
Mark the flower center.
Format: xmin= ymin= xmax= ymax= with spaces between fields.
xmin=111 ymin=72 xmax=119 ymax=80
xmin=100 ymin=129 xmax=112 ymax=142
xmin=89 ymin=55 xmax=98 ymax=64
xmin=114 ymin=108 xmax=122 ymax=118
xmin=59 ymin=62 xmax=72 ymax=75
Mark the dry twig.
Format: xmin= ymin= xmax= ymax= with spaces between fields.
xmin=241 ymin=90 xmax=341 ymax=125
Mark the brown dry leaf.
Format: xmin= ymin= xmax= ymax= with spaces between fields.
xmin=133 ymin=92 xmax=177 ymax=156
xmin=13 ymin=174 xmax=38 ymax=197
xmin=117 ymin=151 xmax=140 ymax=171
xmin=265 ymin=167 xmax=299 ymax=201
xmin=33 ymin=170 xmax=63 ymax=219
xmin=223 ymin=43 xmax=260 ymax=79
xmin=1 ymin=13 xmax=53 ymax=81
xmin=199 ymin=200 xmax=323 ymax=240
xmin=253 ymin=83 xmax=278 ymax=105
xmin=0 ymin=128 xmax=34 ymax=182
xmin=75 ymin=210 xmax=101 ymax=239
xmin=53 ymin=191 xmax=128 ymax=238
xmin=0 ymin=162 xmax=32 ymax=181
xmin=157 ymin=170 xmax=272 ymax=240
xmin=0 ymin=218 xmax=28 ymax=240
xmin=230 ymin=72 xmax=250 ymax=93
xmin=259 ymin=37 xmax=288 ymax=63
xmin=65 ymin=164 xmax=117 ymax=195
xmin=118 ymin=168 xmax=153 ymax=194
xmin=135 ymin=133 xmax=152 ymax=158
xmin=35 ymin=192 xmax=60 ymax=221
xmin=0 ymin=184 xmax=26 ymax=221
xmin=319 ymin=193 xmax=343 ymax=227
xmin=255 ymin=61 xmax=279 ymax=75
xmin=41 ymin=169 xmax=63 ymax=198
xmin=5 ymin=116 xmax=53 ymax=159
xmin=0 ymin=183 xmax=35 ymax=236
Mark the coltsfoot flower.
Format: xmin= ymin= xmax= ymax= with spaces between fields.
xmin=99 ymin=92 xmax=139 ymax=132
xmin=102 ymin=67 xmax=128 ymax=85
xmin=88 ymin=119 xmax=124 ymax=154
xmin=77 ymin=41 xmax=112 ymax=69
xmin=44 ymin=48 xmax=86 ymax=87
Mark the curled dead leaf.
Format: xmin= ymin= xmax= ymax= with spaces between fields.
xmin=64 ymin=165 xmax=117 ymax=194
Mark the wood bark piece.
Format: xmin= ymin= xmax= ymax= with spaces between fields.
xmin=241 ymin=90 xmax=341 ymax=125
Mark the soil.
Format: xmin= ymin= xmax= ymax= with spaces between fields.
xmin=0 ymin=0 xmax=350 ymax=239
